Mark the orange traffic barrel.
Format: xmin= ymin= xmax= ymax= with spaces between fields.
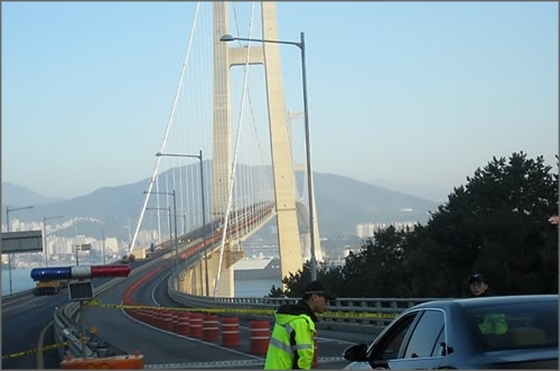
xmin=177 ymin=311 xmax=190 ymax=335
xmin=250 ymin=320 xmax=270 ymax=355
xmin=60 ymin=351 xmax=144 ymax=369
xmin=221 ymin=317 xmax=240 ymax=348
xmin=139 ymin=309 xmax=148 ymax=323
xmin=312 ymin=333 xmax=318 ymax=368
xmin=189 ymin=313 xmax=203 ymax=338
xmin=147 ymin=310 xmax=155 ymax=326
xmin=152 ymin=309 xmax=161 ymax=327
xmin=172 ymin=310 xmax=179 ymax=333
xmin=203 ymin=314 xmax=219 ymax=341
xmin=162 ymin=310 xmax=174 ymax=331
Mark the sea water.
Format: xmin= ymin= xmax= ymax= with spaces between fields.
xmin=2 ymin=267 xmax=282 ymax=298
xmin=2 ymin=268 xmax=35 ymax=296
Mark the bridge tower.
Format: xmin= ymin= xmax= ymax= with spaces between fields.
xmin=210 ymin=1 xmax=308 ymax=295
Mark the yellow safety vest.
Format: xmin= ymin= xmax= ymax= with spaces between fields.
xmin=264 ymin=312 xmax=316 ymax=369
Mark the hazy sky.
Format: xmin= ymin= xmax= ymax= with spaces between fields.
xmin=2 ymin=1 xmax=558 ymax=203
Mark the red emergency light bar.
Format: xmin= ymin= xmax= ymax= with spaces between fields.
xmin=91 ymin=265 xmax=131 ymax=278
xmin=31 ymin=264 xmax=131 ymax=281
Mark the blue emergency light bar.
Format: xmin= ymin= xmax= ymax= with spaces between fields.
xmin=31 ymin=264 xmax=131 ymax=281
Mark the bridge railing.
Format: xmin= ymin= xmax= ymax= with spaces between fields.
xmin=167 ymin=283 xmax=442 ymax=328
xmin=53 ymin=275 xmax=135 ymax=360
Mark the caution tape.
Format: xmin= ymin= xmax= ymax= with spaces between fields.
xmin=88 ymin=300 xmax=398 ymax=319
xmin=2 ymin=337 xmax=87 ymax=360
xmin=323 ymin=310 xmax=398 ymax=319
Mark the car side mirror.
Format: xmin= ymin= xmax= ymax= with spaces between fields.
xmin=343 ymin=343 xmax=368 ymax=362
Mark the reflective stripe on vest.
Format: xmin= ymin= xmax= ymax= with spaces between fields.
xmin=269 ymin=322 xmax=313 ymax=357
xmin=269 ymin=337 xmax=294 ymax=356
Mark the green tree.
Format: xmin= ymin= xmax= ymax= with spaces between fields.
xmin=278 ymin=152 xmax=558 ymax=298
xmin=418 ymin=152 xmax=558 ymax=295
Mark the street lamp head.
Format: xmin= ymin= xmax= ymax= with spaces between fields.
xmin=220 ymin=34 xmax=236 ymax=42
xmin=155 ymin=152 xmax=162 ymax=157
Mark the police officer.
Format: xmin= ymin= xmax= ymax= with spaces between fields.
xmin=468 ymin=273 xmax=490 ymax=297
xmin=264 ymin=281 xmax=337 ymax=369
xmin=468 ymin=273 xmax=507 ymax=334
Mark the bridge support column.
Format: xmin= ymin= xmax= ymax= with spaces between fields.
xmin=261 ymin=2 xmax=304 ymax=281
xmin=206 ymin=241 xmax=244 ymax=297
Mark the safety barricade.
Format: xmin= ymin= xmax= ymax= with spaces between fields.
xmin=139 ymin=309 xmax=147 ymax=323
xmin=189 ymin=313 xmax=203 ymax=339
xmin=250 ymin=320 xmax=270 ymax=355
xmin=162 ymin=310 xmax=174 ymax=332
xmin=221 ymin=317 xmax=240 ymax=348
xmin=172 ymin=311 xmax=179 ymax=333
xmin=177 ymin=311 xmax=190 ymax=335
xmin=313 ymin=333 xmax=318 ymax=368
xmin=202 ymin=314 xmax=219 ymax=341
xmin=155 ymin=309 xmax=165 ymax=329
xmin=60 ymin=351 xmax=144 ymax=369
xmin=148 ymin=309 xmax=156 ymax=327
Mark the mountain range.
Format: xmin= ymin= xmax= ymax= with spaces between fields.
xmin=1 ymin=167 xmax=443 ymax=240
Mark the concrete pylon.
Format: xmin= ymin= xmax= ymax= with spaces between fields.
xmin=212 ymin=1 xmax=307 ymax=294
xmin=212 ymin=2 xmax=231 ymax=219
xmin=261 ymin=2 xmax=304 ymax=282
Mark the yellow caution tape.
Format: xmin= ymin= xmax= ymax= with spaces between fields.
xmin=87 ymin=301 xmax=398 ymax=319
xmin=2 ymin=337 xmax=87 ymax=360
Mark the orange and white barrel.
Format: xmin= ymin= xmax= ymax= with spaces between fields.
xmin=202 ymin=314 xmax=219 ymax=341
xmin=177 ymin=311 xmax=190 ymax=335
xmin=189 ymin=313 xmax=203 ymax=338
xmin=172 ymin=310 xmax=179 ymax=333
xmin=312 ymin=332 xmax=319 ymax=368
xmin=250 ymin=320 xmax=270 ymax=355
xmin=162 ymin=310 xmax=174 ymax=331
xmin=221 ymin=317 xmax=240 ymax=348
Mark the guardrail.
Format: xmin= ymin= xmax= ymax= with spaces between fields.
xmin=52 ymin=275 xmax=134 ymax=360
xmin=167 ymin=283 xmax=441 ymax=328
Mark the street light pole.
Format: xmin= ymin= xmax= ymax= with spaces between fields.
xmin=43 ymin=215 xmax=64 ymax=267
xmin=6 ymin=205 xmax=34 ymax=295
xmin=146 ymin=207 xmax=172 ymax=251
xmin=220 ymin=32 xmax=318 ymax=281
xmin=144 ymin=190 xmax=179 ymax=285
xmin=156 ymin=150 xmax=210 ymax=296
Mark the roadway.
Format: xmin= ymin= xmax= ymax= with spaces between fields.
xmin=2 ymin=239 xmax=376 ymax=369
xmin=81 ymin=255 xmax=375 ymax=369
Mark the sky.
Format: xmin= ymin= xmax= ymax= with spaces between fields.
xmin=2 ymin=1 xmax=558 ymax=203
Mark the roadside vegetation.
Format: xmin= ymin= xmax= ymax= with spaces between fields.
xmin=270 ymin=152 xmax=558 ymax=298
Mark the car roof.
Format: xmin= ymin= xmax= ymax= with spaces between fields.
xmin=409 ymin=294 xmax=558 ymax=311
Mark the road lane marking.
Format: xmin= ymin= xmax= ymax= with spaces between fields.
xmin=37 ymin=321 xmax=52 ymax=368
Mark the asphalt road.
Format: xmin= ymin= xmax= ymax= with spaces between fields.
xmin=2 ymin=290 xmax=69 ymax=369
xmin=82 ymin=260 xmax=377 ymax=369
xmin=2 ymin=248 xmax=379 ymax=369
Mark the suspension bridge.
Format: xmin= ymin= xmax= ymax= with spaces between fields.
xmin=128 ymin=1 xmax=323 ymax=298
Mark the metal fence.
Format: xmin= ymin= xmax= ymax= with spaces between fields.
xmin=167 ymin=280 xmax=441 ymax=329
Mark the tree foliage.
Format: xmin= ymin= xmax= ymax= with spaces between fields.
xmin=272 ymin=152 xmax=558 ymax=298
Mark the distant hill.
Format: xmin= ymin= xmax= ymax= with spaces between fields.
xmin=1 ymin=167 xmax=442 ymax=239
xmin=310 ymin=172 xmax=440 ymax=235
xmin=1 ymin=182 xmax=64 ymax=207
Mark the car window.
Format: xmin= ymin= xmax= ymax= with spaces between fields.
xmin=403 ymin=309 xmax=445 ymax=359
xmin=370 ymin=313 xmax=418 ymax=361
xmin=465 ymin=300 xmax=558 ymax=351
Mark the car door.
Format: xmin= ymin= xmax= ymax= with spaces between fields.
xmin=386 ymin=309 xmax=447 ymax=369
xmin=365 ymin=312 xmax=420 ymax=369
